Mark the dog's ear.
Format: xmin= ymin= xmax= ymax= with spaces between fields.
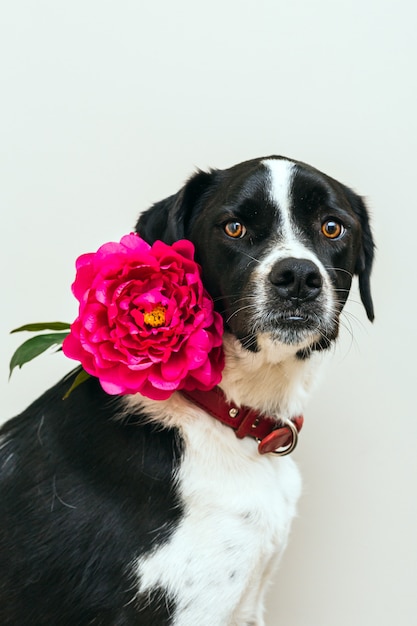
xmin=136 ymin=169 xmax=216 ymax=245
xmin=343 ymin=187 xmax=375 ymax=321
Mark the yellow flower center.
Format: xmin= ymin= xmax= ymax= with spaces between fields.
xmin=143 ymin=304 xmax=167 ymax=328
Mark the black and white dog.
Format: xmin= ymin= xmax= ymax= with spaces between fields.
xmin=0 ymin=156 xmax=374 ymax=625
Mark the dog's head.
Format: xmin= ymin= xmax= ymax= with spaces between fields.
xmin=136 ymin=156 xmax=374 ymax=359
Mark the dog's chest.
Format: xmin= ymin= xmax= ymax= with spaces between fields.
xmin=134 ymin=415 xmax=302 ymax=624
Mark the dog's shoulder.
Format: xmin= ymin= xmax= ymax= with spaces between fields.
xmin=0 ymin=374 xmax=184 ymax=623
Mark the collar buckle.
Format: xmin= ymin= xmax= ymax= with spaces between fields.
xmin=257 ymin=418 xmax=300 ymax=456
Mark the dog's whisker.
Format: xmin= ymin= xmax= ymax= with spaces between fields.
xmin=336 ymin=320 xmax=358 ymax=359
xmin=240 ymin=250 xmax=262 ymax=264
xmin=324 ymin=266 xmax=354 ymax=278
xmin=225 ymin=304 xmax=258 ymax=324
xmin=342 ymin=309 xmax=368 ymax=334
xmin=239 ymin=334 xmax=258 ymax=351
xmin=213 ymin=294 xmax=258 ymax=304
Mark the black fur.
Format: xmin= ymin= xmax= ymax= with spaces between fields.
xmin=1 ymin=156 xmax=374 ymax=624
xmin=137 ymin=156 xmax=374 ymax=347
xmin=0 ymin=373 xmax=182 ymax=625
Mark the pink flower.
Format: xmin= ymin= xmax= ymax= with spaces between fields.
xmin=62 ymin=233 xmax=224 ymax=400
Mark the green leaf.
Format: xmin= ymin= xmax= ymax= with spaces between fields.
xmin=10 ymin=322 xmax=71 ymax=334
xmin=62 ymin=368 xmax=91 ymax=400
xmin=9 ymin=332 xmax=70 ymax=378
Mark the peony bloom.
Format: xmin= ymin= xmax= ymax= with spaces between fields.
xmin=62 ymin=233 xmax=224 ymax=400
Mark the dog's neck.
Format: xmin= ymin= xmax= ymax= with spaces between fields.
xmin=218 ymin=333 xmax=325 ymax=419
xmin=124 ymin=333 xmax=325 ymax=428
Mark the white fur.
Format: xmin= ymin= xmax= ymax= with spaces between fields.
xmin=123 ymin=158 xmax=334 ymax=624
xmin=262 ymin=158 xmax=296 ymax=244
xmin=127 ymin=390 xmax=302 ymax=626
xmin=125 ymin=333 xmax=321 ymax=625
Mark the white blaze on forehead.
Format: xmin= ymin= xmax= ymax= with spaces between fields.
xmin=261 ymin=157 xmax=320 ymax=264
xmin=262 ymin=158 xmax=296 ymax=243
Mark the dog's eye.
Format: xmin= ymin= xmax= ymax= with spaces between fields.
xmin=321 ymin=220 xmax=345 ymax=240
xmin=224 ymin=221 xmax=247 ymax=238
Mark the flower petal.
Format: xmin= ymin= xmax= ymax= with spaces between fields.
xmin=63 ymin=232 xmax=224 ymax=399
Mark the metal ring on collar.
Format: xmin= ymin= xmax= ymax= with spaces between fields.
xmin=257 ymin=418 xmax=299 ymax=456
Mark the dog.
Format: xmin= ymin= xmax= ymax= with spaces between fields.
xmin=0 ymin=156 xmax=374 ymax=625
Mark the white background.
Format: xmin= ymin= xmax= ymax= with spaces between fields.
xmin=1 ymin=1 xmax=416 ymax=624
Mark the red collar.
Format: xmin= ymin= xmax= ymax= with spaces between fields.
xmin=182 ymin=387 xmax=303 ymax=456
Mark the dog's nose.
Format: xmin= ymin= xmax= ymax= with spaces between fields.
xmin=269 ymin=257 xmax=323 ymax=302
